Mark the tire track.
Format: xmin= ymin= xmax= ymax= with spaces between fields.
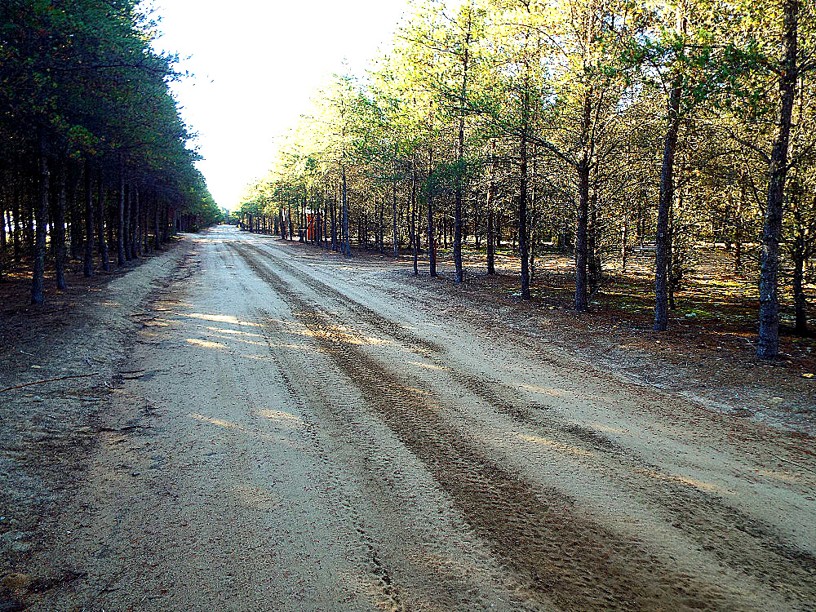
xmin=198 ymin=239 xmax=406 ymax=609
xmin=241 ymin=242 xmax=443 ymax=357
xmin=249 ymin=305 xmax=406 ymax=612
xmin=436 ymin=359 xmax=816 ymax=605
xmin=241 ymin=238 xmax=816 ymax=606
xmin=249 ymin=307 xmax=529 ymax=610
xmin=231 ymin=241 xmax=741 ymax=610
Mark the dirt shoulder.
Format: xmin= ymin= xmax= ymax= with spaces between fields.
xmin=0 ymin=240 xmax=190 ymax=606
xmin=331 ymin=241 xmax=816 ymax=438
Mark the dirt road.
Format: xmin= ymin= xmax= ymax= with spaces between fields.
xmin=8 ymin=226 xmax=816 ymax=610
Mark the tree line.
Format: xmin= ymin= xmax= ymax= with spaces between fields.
xmin=0 ymin=0 xmax=221 ymax=305
xmin=238 ymin=0 xmax=815 ymax=360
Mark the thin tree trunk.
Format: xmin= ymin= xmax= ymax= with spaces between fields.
xmin=134 ymin=186 xmax=141 ymax=257
xmin=575 ymin=156 xmax=590 ymax=312
xmin=53 ymin=160 xmax=67 ymax=290
xmin=128 ymin=186 xmax=137 ymax=258
xmin=342 ymin=168 xmax=351 ymax=257
xmin=323 ymin=201 xmax=329 ymax=248
xmin=588 ymin=187 xmax=601 ymax=296
xmin=486 ymin=143 xmax=497 ymax=275
xmin=6 ymin=208 xmax=14 ymax=259
xmin=453 ymin=10 xmax=472 ymax=285
xmin=758 ymin=0 xmax=799 ymax=358
xmin=412 ymin=162 xmax=418 ymax=275
xmin=117 ymin=163 xmax=126 ymax=266
xmin=68 ymin=165 xmax=82 ymax=261
xmin=288 ymin=203 xmax=293 ymax=241
xmin=454 ymin=178 xmax=464 ymax=282
xmin=97 ymin=172 xmax=110 ymax=271
xmin=519 ymin=130 xmax=530 ymax=300
xmin=0 ymin=198 xmax=6 ymax=253
xmin=427 ymin=148 xmax=437 ymax=277
xmin=654 ymin=76 xmax=683 ymax=331
xmin=153 ymin=200 xmax=161 ymax=251
xmin=124 ymin=182 xmax=134 ymax=260
xmin=393 ymin=152 xmax=399 ymax=257
xmin=141 ymin=195 xmax=149 ymax=253
xmin=529 ymin=145 xmax=538 ymax=284
xmin=331 ymin=196 xmax=338 ymax=251
xmin=31 ymin=136 xmax=50 ymax=305
xmin=25 ymin=191 xmax=34 ymax=257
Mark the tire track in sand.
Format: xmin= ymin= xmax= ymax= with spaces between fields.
xmin=222 ymin=241 xmax=406 ymax=610
xmin=231 ymin=241 xmax=737 ymax=610
xmin=240 ymin=239 xmax=816 ymax=607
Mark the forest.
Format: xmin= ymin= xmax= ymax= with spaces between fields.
xmin=2 ymin=2 xmax=815 ymax=608
xmin=238 ymin=0 xmax=816 ymax=360
xmin=0 ymin=0 xmax=222 ymax=306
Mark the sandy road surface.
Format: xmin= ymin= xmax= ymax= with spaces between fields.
xmin=18 ymin=226 xmax=816 ymax=610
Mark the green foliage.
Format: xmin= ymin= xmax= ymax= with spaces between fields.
xmin=238 ymin=0 xmax=816 ymax=337
xmin=0 ymin=0 xmax=214 ymax=218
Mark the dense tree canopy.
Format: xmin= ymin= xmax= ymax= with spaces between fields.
xmin=240 ymin=0 xmax=815 ymax=359
xmin=0 ymin=0 xmax=220 ymax=303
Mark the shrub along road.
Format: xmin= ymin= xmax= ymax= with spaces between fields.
xmin=3 ymin=225 xmax=815 ymax=610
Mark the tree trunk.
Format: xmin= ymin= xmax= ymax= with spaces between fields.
xmin=519 ymin=131 xmax=530 ymax=300
xmin=153 ymin=200 xmax=161 ymax=251
xmin=125 ymin=182 xmax=134 ymax=260
xmin=142 ymin=195 xmax=150 ymax=253
xmin=134 ymin=186 xmax=142 ymax=257
xmin=654 ymin=76 xmax=682 ymax=331
xmin=287 ymin=203 xmax=293 ymax=241
xmin=427 ymin=148 xmax=437 ymax=277
xmin=0 ymin=198 xmax=6 ymax=253
xmin=68 ymin=165 xmax=82 ymax=261
xmin=574 ymin=156 xmax=590 ymax=312
xmin=323 ymin=203 xmax=329 ymax=248
xmin=331 ymin=196 xmax=338 ymax=251
xmin=486 ymin=143 xmax=497 ymax=275
xmin=393 ymin=155 xmax=399 ymax=258
xmin=31 ymin=137 xmax=50 ymax=305
xmin=588 ymin=187 xmax=601 ymax=297
xmin=25 ymin=192 xmax=35 ymax=257
xmin=128 ymin=187 xmax=138 ymax=258
xmin=453 ymin=13 xmax=471 ymax=285
xmin=342 ymin=168 xmax=351 ymax=256
xmin=529 ymin=146 xmax=538 ymax=285
xmin=53 ymin=160 xmax=67 ymax=290
xmin=454 ymin=183 xmax=464 ymax=283
xmin=97 ymin=172 xmax=110 ymax=271
xmin=6 ymin=208 xmax=15 ymax=260
xmin=411 ymin=162 xmax=419 ymax=275
xmin=117 ymin=163 xmax=126 ymax=266
xmin=757 ymin=0 xmax=799 ymax=359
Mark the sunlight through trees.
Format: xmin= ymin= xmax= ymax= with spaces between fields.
xmin=246 ymin=0 xmax=811 ymax=359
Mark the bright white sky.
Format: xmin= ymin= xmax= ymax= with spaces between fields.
xmin=152 ymin=0 xmax=408 ymax=211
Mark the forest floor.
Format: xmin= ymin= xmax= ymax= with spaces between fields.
xmin=0 ymin=226 xmax=814 ymax=610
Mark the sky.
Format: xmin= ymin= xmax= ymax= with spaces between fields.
xmin=152 ymin=0 xmax=408 ymax=211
